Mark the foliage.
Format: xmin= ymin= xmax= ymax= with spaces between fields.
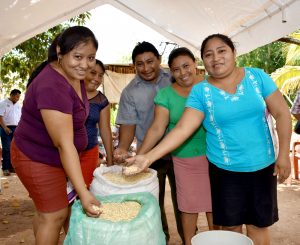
xmin=284 ymin=31 xmax=300 ymax=66
xmin=118 ymin=54 xmax=132 ymax=64
xmin=236 ymin=41 xmax=286 ymax=74
xmin=0 ymin=25 xmax=67 ymax=92
xmin=270 ymin=30 xmax=300 ymax=104
xmin=110 ymin=103 xmax=118 ymax=126
xmin=70 ymin=13 xmax=91 ymax=26
xmin=236 ymin=30 xmax=300 ymax=106
xmin=0 ymin=13 xmax=90 ymax=95
xmin=196 ymin=58 xmax=203 ymax=66
xmin=271 ymin=66 xmax=300 ymax=105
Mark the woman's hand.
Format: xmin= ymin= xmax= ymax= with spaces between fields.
xmin=123 ymin=154 xmax=151 ymax=175
xmin=3 ymin=126 xmax=12 ymax=135
xmin=274 ymin=155 xmax=291 ymax=183
xmin=113 ymin=148 xmax=129 ymax=164
xmin=79 ymin=190 xmax=101 ymax=217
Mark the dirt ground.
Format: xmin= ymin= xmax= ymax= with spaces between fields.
xmin=1 ymin=172 xmax=300 ymax=245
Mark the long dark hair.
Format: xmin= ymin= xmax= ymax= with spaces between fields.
xmin=96 ymin=59 xmax=105 ymax=72
xmin=57 ymin=26 xmax=98 ymax=57
xmin=26 ymin=35 xmax=59 ymax=88
xmin=200 ymin=33 xmax=235 ymax=59
xmin=27 ymin=26 xmax=98 ymax=88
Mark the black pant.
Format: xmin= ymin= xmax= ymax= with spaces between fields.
xmin=151 ymin=158 xmax=184 ymax=242
xmin=0 ymin=126 xmax=16 ymax=171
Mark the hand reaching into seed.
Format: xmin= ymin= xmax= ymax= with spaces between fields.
xmin=80 ymin=191 xmax=101 ymax=218
xmin=122 ymin=165 xmax=142 ymax=175
xmin=113 ymin=148 xmax=129 ymax=164
xmin=123 ymin=155 xmax=151 ymax=175
xmin=91 ymin=204 xmax=103 ymax=216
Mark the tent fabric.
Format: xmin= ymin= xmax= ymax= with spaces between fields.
xmin=103 ymin=65 xmax=205 ymax=103
xmin=1 ymin=0 xmax=300 ymax=57
xmin=103 ymin=70 xmax=135 ymax=103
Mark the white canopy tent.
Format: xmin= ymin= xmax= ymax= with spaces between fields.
xmin=1 ymin=0 xmax=300 ymax=58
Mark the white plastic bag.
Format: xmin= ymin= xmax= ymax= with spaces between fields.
xmin=64 ymin=192 xmax=166 ymax=245
xmin=90 ymin=165 xmax=159 ymax=201
xmin=67 ymin=179 xmax=77 ymax=203
xmin=265 ymin=109 xmax=279 ymax=159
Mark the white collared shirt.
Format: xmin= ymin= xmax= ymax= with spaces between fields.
xmin=0 ymin=98 xmax=22 ymax=126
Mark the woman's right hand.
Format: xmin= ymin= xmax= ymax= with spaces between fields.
xmin=274 ymin=154 xmax=291 ymax=183
xmin=123 ymin=154 xmax=151 ymax=175
xmin=79 ymin=190 xmax=101 ymax=217
xmin=113 ymin=148 xmax=129 ymax=164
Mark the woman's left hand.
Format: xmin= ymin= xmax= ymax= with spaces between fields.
xmin=274 ymin=156 xmax=291 ymax=183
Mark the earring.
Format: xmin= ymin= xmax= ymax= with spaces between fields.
xmin=58 ymin=55 xmax=62 ymax=65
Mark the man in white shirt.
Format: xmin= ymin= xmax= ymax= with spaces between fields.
xmin=0 ymin=89 xmax=22 ymax=176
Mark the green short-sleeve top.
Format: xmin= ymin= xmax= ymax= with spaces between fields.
xmin=154 ymin=85 xmax=206 ymax=158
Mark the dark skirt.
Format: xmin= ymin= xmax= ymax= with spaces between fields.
xmin=209 ymin=162 xmax=278 ymax=227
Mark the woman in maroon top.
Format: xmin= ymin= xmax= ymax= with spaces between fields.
xmin=11 ymin=26 xmax=101 ymax=244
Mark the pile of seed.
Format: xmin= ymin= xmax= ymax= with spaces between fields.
xmin=92 ymin=202 xmax=141 ymax=222
xmin=103 ymin=171 xmax=152 ymax=185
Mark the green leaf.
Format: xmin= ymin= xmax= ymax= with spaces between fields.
xmin=0 ymin=12 xmax=90 ymax=95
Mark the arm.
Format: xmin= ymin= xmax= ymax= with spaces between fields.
xmin=113 ymin=88 xmax=136 ymax=163
xmin=99 ymin=105 xmax=113 ymax=166
xmin=138 ymin=105 xmax=169 ymax=154
xmin=0 ymin=116 xmax=11 ymax=134
xmin=293 ymin=114 xmax=300 ymax=121
xmin=40 ymin=109 xmax=100 ymax=216
xmin=118 ymin=124 xmax=136 ymax=150
xmin=125 ymin=108 xmax=204 ymax=173
xmin=266 ymin=90 xmax=292 ymax=183
xmin=113 ymin=124 xmax=136 ymax=163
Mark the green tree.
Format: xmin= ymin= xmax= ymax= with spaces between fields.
xmin=237 ymin=41 xmax=286 ymax=74
xmin=118 ymin=54 xmax=132 ymax=64
xmin=271 ymin=30 xmax=300 ymax=103
xmin=0 ymin=13 xmax=90 ymax=94
xmin=283 ymin=31 xmax=300 ymax=66
xmin=271 ymin=66 xmax=300 ymax=105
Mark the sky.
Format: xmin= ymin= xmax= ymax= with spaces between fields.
xmin=85 ymin=4 xmax=173 ymax=64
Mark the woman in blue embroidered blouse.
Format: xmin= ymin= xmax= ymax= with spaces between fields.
xmin=80 ymin=59 xmax=113 ymax=188
xmin=125 ymin=34 xmax=291 ymax=245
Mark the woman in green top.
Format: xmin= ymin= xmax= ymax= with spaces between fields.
xmin=138 ymin=47 xmax=214 ymax=245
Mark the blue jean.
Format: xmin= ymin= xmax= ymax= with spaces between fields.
xmin=0 ymin=126 xmax=16 ymax=171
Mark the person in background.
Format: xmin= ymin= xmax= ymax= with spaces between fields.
xmin=112 ymin=124 xmax=120 ymax=149
xmin=0 ymin=89 xmax=22 ymax=176
xmin=291 ymin=90 xmax=300 ymax=120
xmin=113 ymin=41 xmax=184 ymax=243
xmin=125 ymin=34 xmax=291 ymax=245
xmin=82 ymin=59 xmax=113 ymax=188
xmin=290 ymin=89 xmax=300 ymax=178
xmin=137 ymin=47 xmax=215 ymax=245
xmin=11 ymin=26 xmax=101 ymax=244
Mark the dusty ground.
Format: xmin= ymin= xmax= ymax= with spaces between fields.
xmin=0 ymin=172 xmax=300 ymax=245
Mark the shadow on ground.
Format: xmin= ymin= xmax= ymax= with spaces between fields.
xmin=1 ymin=174 xmax=300 ymax=245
